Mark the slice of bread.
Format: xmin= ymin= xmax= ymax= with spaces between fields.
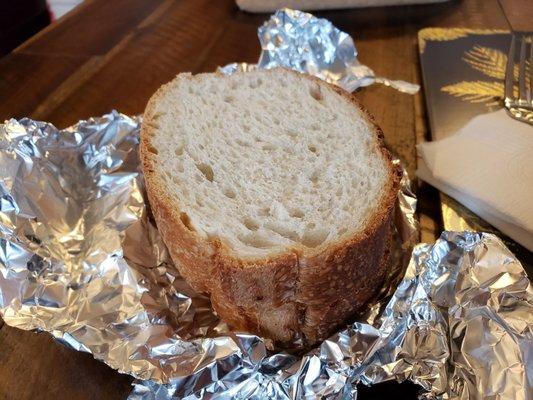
xmin=140 ymin=69 xmax=401 ymax=345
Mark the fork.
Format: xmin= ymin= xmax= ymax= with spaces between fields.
xmin=504 ymin=33 xmax=533 ymax=125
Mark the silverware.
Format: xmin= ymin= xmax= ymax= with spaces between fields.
xmin=504 ymin=33 xmax=533 ymax=125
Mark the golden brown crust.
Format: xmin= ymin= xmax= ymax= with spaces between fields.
xmin=140 ymin=69 xmax=401 ymax=346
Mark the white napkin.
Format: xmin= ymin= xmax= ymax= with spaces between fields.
xmin=417 ymin=109 xmax=533 ymax=251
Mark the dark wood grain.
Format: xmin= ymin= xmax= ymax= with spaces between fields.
xmin=498 ymin=0 xmax=533 ymax=32
xmin=0 ymin=325 xmax=132 ymax=400
xmin=0 ymin=0 xmax=526 ymax=399
xmin=0 ymin=53 xmax=90 ymax=120
xmin=41 ymin=0 xmax=240 ymax=127
xmin=16 ymin=0 xmax=166 ymax=56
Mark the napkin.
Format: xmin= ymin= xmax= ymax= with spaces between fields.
xmin=237 ymin=0 xmax=449 ymax=12
xmin=417 ymin=109 xmax=533 ymax=251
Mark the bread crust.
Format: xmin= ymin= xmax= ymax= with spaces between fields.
xmin=140 ymin=69 xmax=402 ymax=345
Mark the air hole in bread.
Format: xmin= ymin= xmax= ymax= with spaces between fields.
xmin=224 ymin=95 xmax=234 ymax=103
xmin=180 ymin=212 xmax=195 ymax=231
xmin=249 ymin=79 xmax=262 ymax=89
xmin=309 ymin=84 xmax=323 ymax=101
xmin=238 ymin=232 xmax=275 ymax=249
xmin=152 ymin=111 xmax=166 ymax=119
xmin=236 ymin=139 xmax=250 ymax=147
xmin=146 ymin=144 xmax=159 ymax=155
xmin=265 ymin=222 xmax=299 ymax=242
xmin=310 ymin=171 xmax=319 ymax=185
xmin=301 ymin=228 xmax=329 ymax=248
xmin=308 ymin=145 xmax=317 ymax=153
xmin=174 ymin=146 xmax=184 ymax=156
xmin=289 ymin=208 xmax=305 ymax=219
xmin=286 ymin=129 xmax=298 ymax=140
xmin=223 ymin=186 xmax=236 ymax=199
xmin=262 ymin=143 xmax=276 ymax=151
xmin=243 ymin=217 xmax=259 ymax=231
xmin=196 ymin=163 xmax=214 ymax=182
xmin=257 ymin=207 xmax=270 ymax=217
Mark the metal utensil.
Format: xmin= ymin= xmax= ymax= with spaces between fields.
xmin=504 ymin=33 xmax=533 ymax=124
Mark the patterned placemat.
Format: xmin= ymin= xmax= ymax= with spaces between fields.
xmin=418 ymin=28 xmax=532 ymax=272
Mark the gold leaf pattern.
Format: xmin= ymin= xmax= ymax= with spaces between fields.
xmin=441 ymin=45 xmax=528 ymax=106
xmin=424 ymin=29 xmax=527 ymax=107
xmin=463 ymin=45 xmax=508 ymax=79
xmin=462 ymin=46 xmax=526 ymax=82
xmin=441 ymin=80 xmax=503 ymax=105
xmin=418 ymin=28 xmax=507 ymax=53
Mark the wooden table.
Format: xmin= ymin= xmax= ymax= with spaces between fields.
xmin=0 ymin=0 xmax=526 ymax=399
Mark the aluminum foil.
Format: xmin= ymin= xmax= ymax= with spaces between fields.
xmin=1 ymin=117 xmax=531 ymax=400
xmin=0 ymin=111 xmax=414 ymax=395
xmin=218 ymin=9 xmax=420 ymax=94
xmin=0 ymin=9 xmax=531 ymax=400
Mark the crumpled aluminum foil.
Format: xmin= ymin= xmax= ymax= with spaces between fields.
xmin=0 ymin=111 xmax=416 ymax=397
xmin=1 ymin=117 xmax=532 ymax=400
xmin=219 ymin=9 xmax=420 ymax=94
xmin=0 ymin=8 xmax=531 ymax=400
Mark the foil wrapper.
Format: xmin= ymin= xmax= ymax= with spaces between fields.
xmin=0 ymin=111 xmax=415 ymax=396
xmin=0 ymin=9 xmax=531 ymax=399
xmin=219 ymin=9 xmax=420 ymax=94
xmin=1 ymin=117 xmax=531 ymax=400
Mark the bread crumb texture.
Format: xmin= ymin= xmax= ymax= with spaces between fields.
xmin=144 ymin=70 xmax=391 ymax=259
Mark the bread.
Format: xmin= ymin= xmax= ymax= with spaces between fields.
xmin=236 ymin=0 xmax=449 ymax=13
xmin=140 ymin=68 xmax=401 ymax=345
